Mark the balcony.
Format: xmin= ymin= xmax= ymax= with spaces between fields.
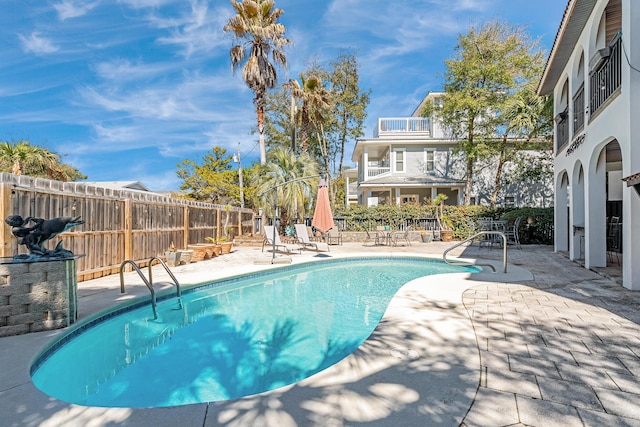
xmin=374 ymin=118 xmax=431 ymax=138
xmin=367 ymin=166 xmax=390 ymax=178
xmin=589 ymin=34 xmax=621 ymax=116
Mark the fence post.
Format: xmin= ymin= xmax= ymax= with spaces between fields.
xmin=183 ymin=206 xmax=189 ymax=248
xmin=124 ymin=199 xmax=132 ymax=262
xmin=0 ymin=183 xmax=13 ymax=257
xmin=216 ymin=207 xmax=221 ymax=240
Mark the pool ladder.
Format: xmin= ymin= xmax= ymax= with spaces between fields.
xmin=119 ymin=257 xmax=182 ymax=320
xmin=442 ymin=231 xmax=507 ymax=273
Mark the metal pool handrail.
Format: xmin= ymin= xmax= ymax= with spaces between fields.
xmin=442 ymin=231 xmax=507 ymax=273
xmin=119 ymin=257 xmax=182 ymax=320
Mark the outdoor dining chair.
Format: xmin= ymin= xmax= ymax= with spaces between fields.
xmin=390 ymin=229 xmax=411 ymax=246
xmin=505 ymin=216 xmax=522 ymax=249
xmin=326 ymin=228 xmax=343 ymax=245
xmin=375 ymin=226 xmax=391 ymax=246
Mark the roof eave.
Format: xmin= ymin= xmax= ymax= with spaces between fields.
xmin=538 ymin=0 xmax=598 ymax=96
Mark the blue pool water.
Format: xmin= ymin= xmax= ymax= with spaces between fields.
xmin=31 ymin=257 xmax=478 ymax=408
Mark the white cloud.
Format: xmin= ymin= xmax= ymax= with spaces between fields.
xmin=18 ymin=32 xmax=59 ymax=54
xmin=153 ymin=0 xmax=230 ymax=57
xmin=93 ymin=59 xmax=176 ymax=81
xmin=53 ymin=0 xmax=101 ymax=20
xmin=117 ymin=0 xmax=175 ymax=9
xmin=80 ymin=70 xmax=248 ymax=122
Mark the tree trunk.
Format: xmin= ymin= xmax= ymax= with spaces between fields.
xmin=489 ymin=139 xmax=508 ymax=207
xmin=300 ymin=105 xmax=310 ymax=154
xmin=464 ymin=157 xmax=473 ymax=205
xmin=338 ymin=111 xmax=347 ymax=174
xmin=290 ymin=93 xmax=297 ymax=154
xmin=255 ymin=96 xmax=266 ymax=165
xmin=463 ymin=120 xmax=474 ymax=205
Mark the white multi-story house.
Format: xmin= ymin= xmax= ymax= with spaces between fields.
xmin=538 ymin=0 xmax=639 ymax=290
xmin=350 ymin=92 xmax=553 ymax=208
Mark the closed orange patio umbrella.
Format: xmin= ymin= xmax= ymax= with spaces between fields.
xmin=312 ymin=179 xmax=335 ymax=233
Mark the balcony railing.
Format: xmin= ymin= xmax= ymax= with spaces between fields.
xmin=367 ymin=166 xmax=390 ymax=178
xmin=374 ymin=118 xmax=431 ymax=137
xmin=573 ymin=84 xmax=585 ymax=134
xmin=590 ymin=34 xmax=622 ymax=116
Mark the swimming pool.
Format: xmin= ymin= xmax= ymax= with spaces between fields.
xmin=31 ymin=257 xmax=479 ymax=408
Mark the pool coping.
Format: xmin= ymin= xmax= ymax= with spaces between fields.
xmin=0 ymin=250 xmax=532 ymax=426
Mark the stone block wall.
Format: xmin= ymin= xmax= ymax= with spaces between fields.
xmin=0 ymin=259 xmax=77 ymax=337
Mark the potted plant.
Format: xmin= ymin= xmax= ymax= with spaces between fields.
xmin=218 ymin=235 xmax=233 ymax=254
xmin=434 ymin=194 xmax=453 ymax=242
xmin=165 ymin=241 xmax=181 ymax=267
xmin=420 ymin=231 xmax=433 ymax=243
xmin=204 ymin=237 xmax=222 ymax=256
xmin=180 ymin=248 xmax=194 ymax=264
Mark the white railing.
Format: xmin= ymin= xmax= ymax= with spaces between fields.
xmin=374 ymin=118 xmax=431 ymax=137
xmin=367 ymin=167 xmax=390 ymax=178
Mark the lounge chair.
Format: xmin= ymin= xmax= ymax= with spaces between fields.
xmin=294 ymin=224 xmax=330 ymax=252
xmin=262 ymin=226 xmax=302 ymax=254
xmin=306 ymin=226 xmax=321 ymax=242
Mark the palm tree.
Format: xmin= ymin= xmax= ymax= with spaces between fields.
xmin=224 ymin=0 xmax=292 ymax=165
xmin=285 ymin=74 xmax=332 ymax=155
xmin=254 ymin=147 xmax=319 ymax=230
xmin=0 ymin=140 xmax=69 ymax=180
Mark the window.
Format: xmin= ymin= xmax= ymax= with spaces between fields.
xmin=393 ymin=149 xmax=405 ymax=173
xmin=401 ymin=195 xmax=418 ymax=204
xmin=505 ymin=196 xmax=515 ymax=208
xmin=424 ymin=149 xmax=434 ymax=172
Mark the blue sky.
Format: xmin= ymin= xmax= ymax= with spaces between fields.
xmin=1 ymin=0 xmax=567 ymax=190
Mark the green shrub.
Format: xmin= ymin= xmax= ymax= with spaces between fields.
xmin=334 ymin=205 xmax=554 ymax=245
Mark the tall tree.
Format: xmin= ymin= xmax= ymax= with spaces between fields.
xmin=224 ymin=0 xmax=292 ymax=165
xmin=253 ymin=147 xmax=319 ymax=228
xmin=176 ymin=146 xmax=240 ymax=204
xmin=326 ymin=53 xmax=370 ymax=176
xmin=489 ymin=78 xmax=553 ymax=206
xmin=285 ymin=74 xmax=332 ymax=156
xmin=0 ymin=140 xmax=85 ymax=181
xmin=426 ymin=21 xmax=543 ymax=205
xmin=263 ymin=53 xmax=369 ymax=205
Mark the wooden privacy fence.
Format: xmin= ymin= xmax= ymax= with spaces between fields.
xmin=0 ymin=173 xmax=255 ymax=281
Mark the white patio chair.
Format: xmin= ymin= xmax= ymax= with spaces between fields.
xmin=262 ymin=226 xmax=302 ymax=254
xmin=294 ymin=224 xmax=330 ymax=252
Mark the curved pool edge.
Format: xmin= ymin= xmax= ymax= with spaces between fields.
xmin=211 ymin=269 xmax=487 ymax=426
xmin=6 ymin=249 xmax=532 ymax=426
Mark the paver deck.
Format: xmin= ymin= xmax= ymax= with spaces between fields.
xmin=1 ymin=241 xmax=638 ymax=426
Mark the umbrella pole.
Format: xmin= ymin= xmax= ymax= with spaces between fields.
xmin=257 ymin=174 xmax=320 ymax=264
xmin=272 ymin=194 xmax=277 ymax=264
